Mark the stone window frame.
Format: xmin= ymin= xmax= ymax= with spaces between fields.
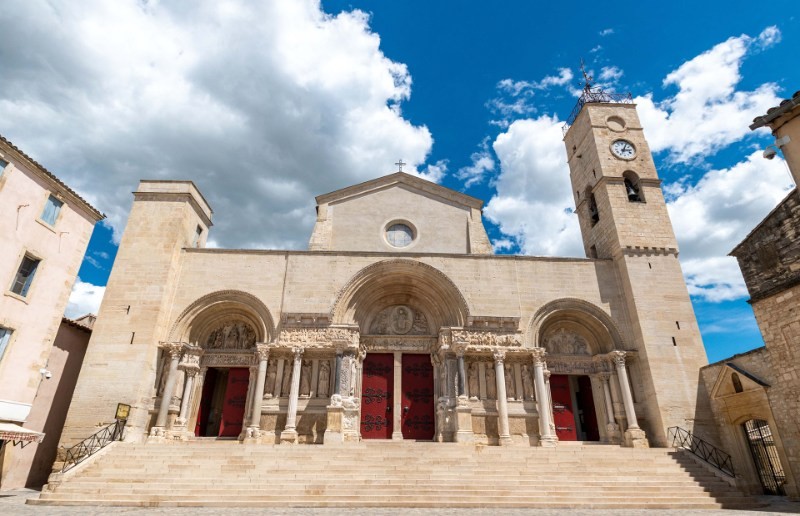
xmin=6 ymin=249 xmax=44 ymax=302
xmin=382 ymin=219 xmax=419 ymax=251
xmin=37 ymin=190 xmax=66 ymax=231
xmin=0 ymin=324 xmax=15 ymax=366
xmin=0 ymin=151 xmax=11 ymax=193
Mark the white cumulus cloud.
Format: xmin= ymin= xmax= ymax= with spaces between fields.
xmin=0 ymin=0 xmax=435 ymax=249
xmin=65 ymin=279 xmax=106 ymax=319
xmin=636 ymin=26 xmax=782 ymax=164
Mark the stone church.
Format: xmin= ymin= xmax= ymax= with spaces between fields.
xmin=56 ymin=98 xmax=713 ymax=455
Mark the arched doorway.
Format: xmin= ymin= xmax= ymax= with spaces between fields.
xmin=332 ymin=260 xmax=469 ymax=442
xmin=743 ymin=419 xmax=786 ymax=495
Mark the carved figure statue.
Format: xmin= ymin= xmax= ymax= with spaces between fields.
xmin=264 ymin=361 xmax=277 ymax=398
xmin=225 ymin=325 xmax=239 ymax=349
xmin=299 ymin=360 xmax=312 ymax=396
xmin=486 ymin=366 xmax=497 ymax=399
xmin=369 ymin=305 xmax=430 ymax=335
xmin=281 ymin=362 xmax=292 ymax=397
xmin=205 ymin=321 xmax=257 ymax=350
xmin=318 ymin=360 xmax=330 ymax=398
xmin=522 ymin=365 xmax=535 ymax=400
xmin=392 ymin=306 xmax=412 ymax=334
xmin=504 ymin=363 xmax=515 ymax=400
xmin=468 ymin=362 xmax=479 ymax=399
xmin=544 ymin=328 xmax=589 ymax=355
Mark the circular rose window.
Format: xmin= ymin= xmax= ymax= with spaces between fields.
xmin=386 ymin=223 xmax=414 ymax=248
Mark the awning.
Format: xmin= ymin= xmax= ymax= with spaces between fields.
xmin=0 ymin=422 xmax=45 ymax=447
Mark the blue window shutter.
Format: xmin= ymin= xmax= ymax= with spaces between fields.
xmin=41 ymin=195 xmax=63 ymax=225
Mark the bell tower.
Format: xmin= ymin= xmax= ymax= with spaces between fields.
xmin=562 ymin=79 xmax=713 ymax=446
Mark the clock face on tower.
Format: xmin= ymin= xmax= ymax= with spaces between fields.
xmin=610 ymin=139 xmax=636 ymax=160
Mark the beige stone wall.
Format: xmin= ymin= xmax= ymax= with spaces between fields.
xmin=564 ymin=103 xmax=711 ymax=445
xmin=59 ymin=181 xmax=211 ymax=444
xmin=756 ymin=283 xmax=800 ymax=496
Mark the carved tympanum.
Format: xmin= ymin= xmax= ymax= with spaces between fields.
xmin=205 ymin=321 xmax=257 ymax=350
xmin=543 ymin=328 xmax=590 ymax=355
xmin=369 ymin=305 xmax=430 ymax=335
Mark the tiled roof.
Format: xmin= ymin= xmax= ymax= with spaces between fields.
xmin=750 ymin=90 xmax=800 ymax=130
xmin=0 ymin=133 xmax=104 ymax=221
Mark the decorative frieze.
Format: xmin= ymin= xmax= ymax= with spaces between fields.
xmin=360 ymin=336 xmax=436 ymax=352
xmin=451 ymin=329 xmax=523 ymax=349
xmin=202 ymin=352 xmax=255 ymax=367
xmin=277 ymin=327 xmax=359 ymax=348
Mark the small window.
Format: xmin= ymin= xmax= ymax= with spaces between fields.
xmin=623 ymin=171 xmax=644 ymax=203
xmin=588 ymin=193 xmax=599 ymax=225
xmin=731 ymin=372 xmax=744 ymax=393
xmin=40 ymin=195 xmax=64 ymax=225
xmin=10 ymin=255 xmax=40 ymax=297
xmin=193 ymin=225 xmax=203 ymax=248
xmin=386 ymin=223 xmax=414 ymax=248
xmin=0 ymin=326 xmax=12 ymax=363
xmin=0 ymin=158 xmax=8 ymax=178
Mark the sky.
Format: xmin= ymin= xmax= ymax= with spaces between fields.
xmin=1 ymin=1 xmax=797 ymax=362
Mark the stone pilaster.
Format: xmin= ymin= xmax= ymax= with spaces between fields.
xmin=532 ymin=348 xmax=557 ymax=447
xmin=280 ymin=347 xmax=303 ymax=444
xmin=611 ymin=351 xmax=648 ymax=448
xmin=245 ymin=344 xmax=270 ymax=441
xmin=494 ymin=350 xmax=512 ymax=446
xmin=453 ymin=348 xmax=473 ymax=443
xmin=149 ymin=342 xmax=184 ymax=440
xmin=598 ymin=373 xmax=621 ymax=444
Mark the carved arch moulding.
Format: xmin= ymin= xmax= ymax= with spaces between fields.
xmin=525 ymin=297 xmax=627 ymax=354
xmin=167 ymin=289 xmax=276 ymax=346
xmin=330 ymin=259 xmax=471 ymax=330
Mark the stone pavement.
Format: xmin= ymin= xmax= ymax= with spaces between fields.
xmin=2 ymin=490 xmax=798 ymax=515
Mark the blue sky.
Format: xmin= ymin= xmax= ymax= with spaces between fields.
xmin=1 ymin=1 xmax=797 ymax=362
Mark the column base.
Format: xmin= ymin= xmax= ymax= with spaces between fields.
xmin=538 ymin=435 xmax=558 ymax=447
xmin=623 ymin=427 xmax=649 ymax=448
xmin=280 ymin=428 xmax=299 ymax=444
xmin=498 ymin=434 xmax=513 ymax=446
xmin=243 ymin=426 xmax=262 ymax=443
xmin=605 ymin=423 xmax=622 ymax=444
xmin=147 ymin=426 xmax=167 ymax=443
xmin=324 ymin=404 xmax=344 ymax=445
xmin=454 ymin=403 xmax=474 ymax=444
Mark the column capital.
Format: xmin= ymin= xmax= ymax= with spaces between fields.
xmin=610 ymin=350 xmax=627 ymax=367
xmin=291 ymin=346 xmax=304 ymax=359
xmin=597 ymin=372 xmax=612 ymax=382
xmin=160 ymin=342 xmax=185 ymax=359
xmin=183 ymin=367 xmax=200 ymax=378
xmin=255 ymin=343 xmax=271 ymax=361
xmin=531 ymin=347 xmax=547 ymax=364
xmin=492 ymin=349 xmax=506 ymax=363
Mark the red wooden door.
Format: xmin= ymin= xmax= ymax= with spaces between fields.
xmin=195 ymin=368 xmax=217 ymax=436
xmin=219 ymin=368 xmax=249 ymax=437
xmin=361 ymin=353 xmax=393 ymax=439
xmin=550 ymin=374 xmax=577 ymax=441
xmin=401 ymin=354 xmax=435 ymax=440
xmin=577 ymin=375 xmax=600 ymax=441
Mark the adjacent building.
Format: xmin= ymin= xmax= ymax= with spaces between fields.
xmin=0 ymin=136 xmax=103 ymax=489
xmin=700 ymin=90 xmax=800 ymax=499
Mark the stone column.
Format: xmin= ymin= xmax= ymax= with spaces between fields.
xmin=493 ymin=351 xmax=512 ymax=446
xmin=392 ymin=352 xmax=403 ymax=440
xmin=176 ymin=369 xmax=197 ymax=425
xmin=611 ymin=351 xmax=648 ymax=447
xmin=599 ymin=373 xmax=621 ymax=444
xmin=333 ymin=351 xmax=343 ymax=395
xmin=453 ymin=349 xmax=473 ymax=443
xmin=151 ymin=343 xmax=183 ymax=437
xmin=532 ymin=348 xmax=557 ymax=447
xmin=246 ymin=344 xmax=270 ymax=440
xmin=281 ymin=347 xmax=303 ymax=444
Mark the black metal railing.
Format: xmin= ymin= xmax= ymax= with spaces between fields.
xmin=668 ymin=426 xmax=735 ymax=477
xmin=563 ymin=88 xmax=634 ymax=136
xmin=61 ymin=419 xmax=126 ymax=473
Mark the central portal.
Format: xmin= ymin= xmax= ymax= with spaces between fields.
xmin=360 ymin=353 xmax=435 ymax=440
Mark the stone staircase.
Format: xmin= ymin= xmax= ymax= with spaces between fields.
xmin=30 ymin=441 xmax=758 ymax=509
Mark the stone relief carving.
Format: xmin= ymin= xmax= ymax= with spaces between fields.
xmin=544 ymin=328 xmax=590 ymax=355
xmin=361 ymin=336 xmax=436 ymax=352
xmin=486 ymin=366 xmax=497 ymax=399
xmin=318 ymin=360 xmax=331 ymax=398
xmin=299 ymin=360 xmax=312 ymax=396
xmin=278 ymin=327 xmax=359 ymax=347
xmin=547 ymin=356 xmax=613 ymax=375
xmin=202 ymin=353 xmax=255 ymax=367
xmin=522 ymin=364 xmax=535 ymax=400
xmin=205 ymin=321 xmax=257 ymax=350
xmin=467 ymin=362 xmax=479 ymax=400
xmin=281 ymin=362 xmax=293 ymax=397
xmin=264 ymin=360 xmax=277 ymax=398
xmin=504 ymin=363 xmax=515 ymax=400
xmin=369 ymin=305 xmax=430 ymax=335
xmin=451 ymin=330 xmax=522 ymax=348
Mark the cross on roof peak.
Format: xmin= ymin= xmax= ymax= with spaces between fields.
xmin=395 ymin=159 xmax=406 ymax=172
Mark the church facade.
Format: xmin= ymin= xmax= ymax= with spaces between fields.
xmin=58 ymin=101 xmax=712 ymax=452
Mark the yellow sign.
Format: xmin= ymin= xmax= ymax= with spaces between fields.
xmin=115 ymin=403 xmax=131 ymax=420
